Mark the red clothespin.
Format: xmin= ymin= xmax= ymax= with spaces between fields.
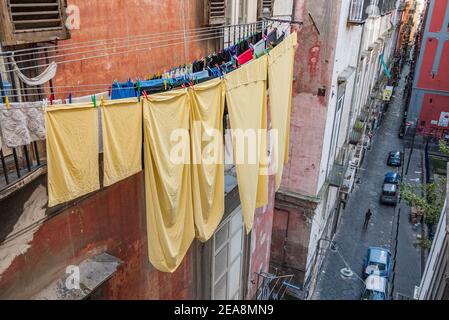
xmin=49 ymin=94 xmax=55 ymax=105
xmin=142 ymin=90 xmax=149 ymax=102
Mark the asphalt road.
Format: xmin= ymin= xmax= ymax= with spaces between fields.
xmin=312 ymin=64 xmax=423 ymax=300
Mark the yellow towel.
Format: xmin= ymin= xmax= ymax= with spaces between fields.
xmin=45 ymin=104 xmax=100 ymax=207
xmin=268 ymin=32 xmax=297 ymax=191
xmin=189 ymin=78 xmax=225 ymax=242
xmin=143 ymin=89 xmax=195 ymax=273
xmin=101 ymin=99 xmax=142 ymax=187
xmin=224 ymin=56 xmax=269 ymax=233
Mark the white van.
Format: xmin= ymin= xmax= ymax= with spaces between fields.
xmin=361 ymin=275 xmax=388 ymax=300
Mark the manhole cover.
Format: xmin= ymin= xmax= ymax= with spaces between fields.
xmin=340 ymin=268 xmax=354 ymax=278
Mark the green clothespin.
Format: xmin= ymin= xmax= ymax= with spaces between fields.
xmin=91 ymin=95 xmax=97 ymax=108
xmin=137 ymin=79 xmax=141 ymax=102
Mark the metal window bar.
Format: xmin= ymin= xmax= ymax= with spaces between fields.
xmin=0 ymin=143 xmax=45 ymax=191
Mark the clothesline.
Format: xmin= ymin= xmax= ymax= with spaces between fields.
xmin=1 ymin=27 xmax=239 ymax=67
xmin=0 ymin=21 xmax=266 ymax=57
xmin=0 ymin=30 xmax=230 ymax=73
xmin=0 ymin=21 xmax=285 ymax=74
xmin=1 ymin=27 xmax=280 ymax=100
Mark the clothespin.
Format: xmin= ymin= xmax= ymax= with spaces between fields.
xmin=100 ymin=96 xmax=105 ymax=108
xmin=142 ymin=90 xmax=149 ymax=102
xmin=163 ymin=80 xmax=167 ymax=91
xmin=215 ymin=64 xmax=223 ymax=78
xmin=91 ymin=95 xmax=97 ymax=108
xmin=49 ymin=94 xmax=55 ymax=105
xmin=68 ymin=93 xmax=72 ymax=104
xmin=137 ymin=79 xmax=141 ymax=102
xmin=42 ymin=98 xmax=49 ymax=108
xmin=5 ymin=96 xmax=10 ymax=109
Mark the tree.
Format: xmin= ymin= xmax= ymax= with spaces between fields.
xmin=401 ymin=181 xmax=445 ymax=226
xmin=400 ymin=139 xmax=448 ymax=229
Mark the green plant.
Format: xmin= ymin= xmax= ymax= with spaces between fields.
xmin=401 ymin=181 xmax=446 ymax=226
xmin=417 ymin=239 xmax=433 ymax=250
xmin=439 ymin=139 xmax=449 ymax=156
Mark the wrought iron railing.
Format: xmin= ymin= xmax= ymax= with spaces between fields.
xmin=0 ymin=142 xmax=46 ymax=192
xmin=222 ymin=21 xmax=269 ymax=49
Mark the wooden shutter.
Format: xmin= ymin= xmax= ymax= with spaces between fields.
xmin=258 ymin=0 xmax=273 ymax=19
xmin=0 ymin=0 xmax=70 ymax=46
xmin=207 ymin=0 xmax=226 ymax=25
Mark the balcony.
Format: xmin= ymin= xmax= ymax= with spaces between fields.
xmin=348 ymin=0 xmax=382 ymax=24
xmin=328 ymin=162 xmax=349 ymax=188
xmin=0 ymin=142 xmax=46 ymax=200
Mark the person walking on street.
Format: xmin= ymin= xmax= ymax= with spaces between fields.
xmin=364 ymin=209 xmax=373 ymax=229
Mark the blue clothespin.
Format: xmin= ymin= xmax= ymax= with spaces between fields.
xmin=68 ymin=93 xmax=72 ymax=104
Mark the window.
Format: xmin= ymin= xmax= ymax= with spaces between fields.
xmin=0 ymin=0 xmax=70 ymax=45
xmin=258 ymin=0 xmax=273 ymax=19
xmin=208 ymin=0 xmax=227 ymax=25
xmin=211 ymin=207 xmax=245 ymax=300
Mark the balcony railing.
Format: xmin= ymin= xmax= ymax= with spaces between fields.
xmin=0 ymin=142 xmax=46 ymax=196
xmin=348 ymin=0 xmax=396 ymax=23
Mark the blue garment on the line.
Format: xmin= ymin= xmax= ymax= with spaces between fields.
xmin=111 ymin=80 xmax=136 ymax=100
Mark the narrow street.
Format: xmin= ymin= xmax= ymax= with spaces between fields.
xmin=312 ymin=64 xmax=423 ymax=300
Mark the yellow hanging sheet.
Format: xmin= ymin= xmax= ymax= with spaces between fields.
xmin=143 ymin=89 xmax=195 ymax=273
xmin=45 ymin=104 xmax=100 ymax=207
xmin=189 ymin=78 xmax=225 ymax=242
xmin=225 ymin=55 xmax=269 ymax=233
xmin=101 ymin=99 xmax=142 ymax=187
xmin=268 ymin=32 xmax=297 ymax=191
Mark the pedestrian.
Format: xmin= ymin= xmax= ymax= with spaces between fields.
xmin=364 ymin=209 xmax=372 ymax=229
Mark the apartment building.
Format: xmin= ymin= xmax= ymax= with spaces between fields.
xmin=270 ymin=0 xmax=401 ymax=298
xmin=417 ymin=164 xmax=449 ymax=300
xmin=407 ymin=0 xmax=449 ymax=138
xmin=0 ymin=0 xmax=294 ymax=300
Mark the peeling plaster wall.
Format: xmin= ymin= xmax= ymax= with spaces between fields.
xmin=280 ymin=0 xmax=342 ymax=197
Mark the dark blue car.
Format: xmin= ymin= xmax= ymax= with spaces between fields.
xmin=384 ymin=172 xmax=401 ymax=184
xmin=387 ymin=151 xmax=403 ymax=167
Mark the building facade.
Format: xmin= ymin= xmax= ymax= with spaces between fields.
xmin=270 ymin=0 xmax=402 ymax=298
xmin=408 ymin=0 xmax=449 ymax=138
xmin=418 ymin=165 xmax=449 ymax=300
xmin=0 ymin=0 xmax=292 ymax=300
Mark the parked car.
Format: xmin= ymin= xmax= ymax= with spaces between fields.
xmin=380 ymin=182 xmax=399 ymax=206
xmin=361 ymin=275 xmax=388 ymax=300
xmin=387 ymin=151 xmax=403 ymax=167
xmin=384 ymin=172 xmax=401 ymax=184
xmin=363 ymin=247 xmax=392 ymax=279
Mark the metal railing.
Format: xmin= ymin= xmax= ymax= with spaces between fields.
xmin=0 ymin=142 xmax=45 ymax=192
xmin=254 ymin=271 xmax=299 ymax=300
xmin=222 ymin=21 xmax=269 ymax=49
